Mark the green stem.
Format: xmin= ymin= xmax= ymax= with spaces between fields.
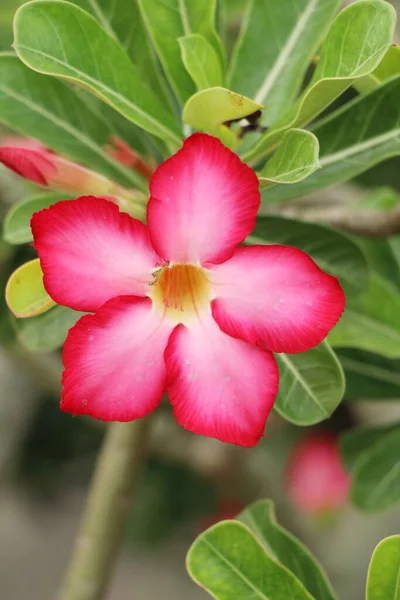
xmin=57 ymin=419 xmax=151 ymax=600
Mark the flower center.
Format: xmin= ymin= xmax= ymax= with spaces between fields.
xmin=151 ymin=263 xmax=211 ymax=325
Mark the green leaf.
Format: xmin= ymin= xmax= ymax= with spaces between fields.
xmin=356 ymin=237 xmax=400 ymax=291
xmin=5 ymin=259 xmax=55 ymax=318
xmin=338 ymin=349 xmax=400 ymax=400
xmin=14 ymin=305 xmax=83 ymax=352
xmin=13 ymin=1 xmax=181 ymax=145
xmin=244 ymin=0 xmax=396 ymax=162
xmin=358 ymin=186 xmax=400 ymax=211
xmin=248 ymin=216 xmax=368 ymax=294
xmin=340 ymin=423 xmax=398 ymax=472
xmin=138 ymin=0 xmax=224 ymax=104
xmin=355 ymin=44 xmax=400 ymax=94
xmin=0 ymin=53 xmax=145 ymax=190
xmin=179 ymin=34 xmax=223 ymax=90
xmin=274 ymin=341 xmax=345 ymax=426
xmin=187 ymin=520 xmax=314 ymax=600
xmin=350 ymin=427 xmax=400 ymax=511
xmin=228 ymin=0 xmax=340 ymax=126
xmin=68 ymin=0 xmax=172 ymax=106
xmin=183 ymin=87 xmax=262 ymax=148
xmin=258 ymin=129 xmax=320 ymax=190
xmin=3 ymin=192 xmax=66 ymax=245
xmin=260 ymin=76 xmax=400 ymax=203
xmin=238 ymin=500 xmax=337 ymax=600
xmin=366 ymin=535 xmax=400 ymax=599
xmin=329 ymin=275 xmax=400 ymax=359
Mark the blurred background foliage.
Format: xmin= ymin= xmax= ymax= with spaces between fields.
xmin=1 ymin=1 xmax=400 ymax=599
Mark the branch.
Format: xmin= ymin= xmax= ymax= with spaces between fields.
xmin=57 ymin=418 xmax=151 ymax=600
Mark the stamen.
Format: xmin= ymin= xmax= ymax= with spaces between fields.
xmin=150 ymin=263 xmax=211 ymax=325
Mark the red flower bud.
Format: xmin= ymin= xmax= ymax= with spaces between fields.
xmin=285 ymin=432 xmax=350 ymax=516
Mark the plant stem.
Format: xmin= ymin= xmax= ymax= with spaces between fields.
xmin=58 ymin=418 xmax=151 ymax=600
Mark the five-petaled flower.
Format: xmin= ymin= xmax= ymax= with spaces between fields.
xmin=31 ymin=133 xmax=345 ymax=447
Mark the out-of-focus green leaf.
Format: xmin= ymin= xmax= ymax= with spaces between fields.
xmin=274 ymin=341 xmax=345 ymax=426
xmin=68 ymin=0 xmax=171 ymax=106
xmin=0 ymin=53 xmax=145 ymax=189
xmin=258 ymin=129 xmax=320 ymax=190
xmin=341 ymin=423 xmax=398 ymax=472
xmin=187 ymin=520 xmax=314 ymax=600
xmin=14 ymin=305 xmax=83 ymax=352
xmin=261 ymin=76 xmax=400 ymax=203
xmin=356 ymin=238 xmax=400 ymax=291
xmin=138 ymin=0 xmax=224 ymax=104
xmin=339 ymin=349 xmax=400 ymax=400
xmin=238 ymin=500 xmax=337 ymax=600
xmin=183 ymin=87 xmax=262 ymax=148
xmin=329 ymin=275 xmax=400 ymax=359
xmin=248 ymin=217 xmax=368 ymax=294
xmin=5 ymin=259 xmax=55 ymax=318
xmin=244 ymin=0 xmax=396 ymax=162
xmin=366 ymin=535 xmax=400 ymax=599
xmin=14 ymin=1 xmax=181 ymax=144
xmin=228 ymin=0 xmax=340 ymax=126
xmin=350 ymin=428 xmax=400 ymax=511
xmin=179 ymin=34 xmax=223 ymax=90
xmin=3 ymin=192 xmax=66 ymax=245
xmin=358 ymin=186 xmax=400 ymax=211
xmin=355 ymin=44 xmax=400 ymax=94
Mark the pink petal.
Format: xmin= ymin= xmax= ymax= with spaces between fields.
xmin=31 ymin=196 xmax=160 ymax=312
xmin=0 ymin=146 xmax=56 ymax=185
xmin=147 ymin=133 xmax=260 ymax=264
xmin=165 ymin=315 xmax=278 ymax=447
xmin=211 ymin=245 xmax=345 ymax=353
xmin=61 ymin=296 xmax=173 ymax=420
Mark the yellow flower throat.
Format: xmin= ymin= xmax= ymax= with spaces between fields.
xmin=151 ymin=263 xmax=211 ymax=325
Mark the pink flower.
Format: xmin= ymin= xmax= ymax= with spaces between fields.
xmin=286 ymin=432 xmax=350 ymax=514
xmin=0 ymin=137 xmax=128 ymax=198
xmin=31 ymin=134 xmax=345 ymax=447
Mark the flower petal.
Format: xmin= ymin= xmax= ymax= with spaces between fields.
xmin=165 ymin=315 xmax=278 ymax=447
xmin=61 ymin=296 xmax=173 ymax=420
xmin=31 ymin=196 xmax=160 ymax=312
xmin=211 ymin=245 xmax=345 ymax=353
xmin=147 ymin=133 xmax=260 ymax=264
xmin=0 ymin=146 xmax=55 ymax=185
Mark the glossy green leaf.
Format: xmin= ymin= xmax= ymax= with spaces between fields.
xmin=258 ymin=129 xmax=320 ymax=190
xmin=340 ymin=423 xmax=398 ymax=472
xmin=138 ymin=0 xmax=224 ymax=104
xmin=14 ymin=1 xmax=181 ymax=144
xmin=244 ymin=0 xmax=396 ymax=162
xmin=5 ymin=259 xmax=55 ymax=318
xmin=355 ymin=44 xmax=400 ymax=94
xmin=0 ymin=53 xmax=144 ymax=189
xmin=179 ymin=34 xmax=223 ymax=90
xmin=338 ymin=349 xmax=400 ymax=400
xmin=68 ymin=0 xmax=171 ymax=106
xmin=187 ymin=520 xmax=313 ymax=600
xmin=183 ymin=87 xmax=262 ymax=148
xmin=366 ymin=535 xmax=400 ymax=599
xmin=3 ymin=193 xmax=66 ymax=245
xmin=261 ymin=76 xmax=400 ymax=203
xmin=274 ymin=341 xmax=345 ymax=426
xmin=238 ymin=500 xmax=337 ymax=600
xmin=14 ymin=305 xmax=83 ymax=353
xmin=248 ymin=216 xmax=368 ymax=294
xmin=228 ymin=0 xmax=340 ymax=126
xmin=350 ymin=428 xmax=400 ymax=511
xmin=329 ymin=275 xmax=400 ymax=359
